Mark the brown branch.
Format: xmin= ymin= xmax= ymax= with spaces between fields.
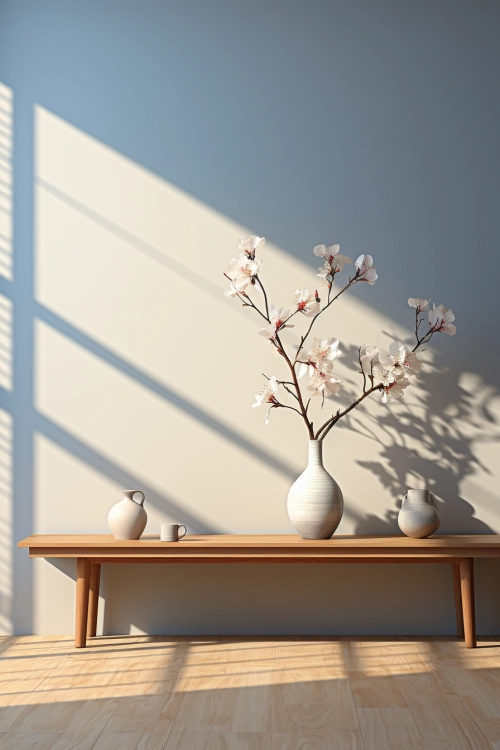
xmin=294 ymin=277 xmax=357 ymax=363
xmin=279 ymin=403 xmax=303 ymax=417
xmin=412 ymin=327 xmax=437 ymax=352
xmin=262 ymin=373 xmax=300 ymax=402
xmin=315 ymin=383 xmax=383 ymax=440
xmin=275 ymin=331 xmax=314 ymax=439
xmin=254 ymin=275 xmax=269 ymax=319
xmin=237 ymin=291 xmax=270 ymax=323
xmin=358 ymin=346 xmax=367 ymax=394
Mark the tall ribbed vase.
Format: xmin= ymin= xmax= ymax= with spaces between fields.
xmin=287 ymin=440 xmax=343 ymax=539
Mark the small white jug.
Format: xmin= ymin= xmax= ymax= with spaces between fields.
xmin=398 ymin=489 xmax=440 ymax=539
xmin=108 ymin=490 xmax=147 ymax=540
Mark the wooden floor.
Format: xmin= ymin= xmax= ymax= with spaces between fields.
xmin=1 ymin=635 xmax=500 ymax=749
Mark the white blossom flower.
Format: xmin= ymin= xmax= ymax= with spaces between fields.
xmin=380 ymin=370 xmax=411 ymax=403
xmin=310 ymin=337 xmax=342 ymax=366
xmin=371 ymin=354 xmax=412 ymax=404
xmin=314 ymin=244 xmax=351 ymax=287
xmin=225 ymin=254 xmax=262 ymax=295
xmin=224 ymin=282 xmax=243 ymax=299
xmin=307 ymin=370 xmax=343 ymax=398
xmin=408 ymin=297 xmax=429 ymax=313
xmin=291 ymin=289 xmax=321 ymax=317
xmin=354 ymin=254 xmax=378 ymax=285
xmin=359 ymin=345 xmax=380 ymax=376
xmin=313 ymin=243 xmax=341 ymax=259
xmin=428 ymin=304 xmax=456 ymax=336
xmin=378 ymin=341 xmax=422 ymax=377
xmin=298 ymin=337 xmax=342 ymax=378
xmin=313 ymin=244 xmax=351 ymax=269
xmin=258 ymin=305 xmax=294 ymax=341
xmin=251 ymin=376 xmax=279 ymax=424
xmin=238 ymin=235 xmax=265 ymax=257
xmin=317 ymin=270 xmax=333 ymax=289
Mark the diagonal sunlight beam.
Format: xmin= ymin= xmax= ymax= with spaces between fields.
xmin=35 ymin=303 xmax=297 ymax=481
xmin=36 ymin=178 xmax=226 ymax=305
xmin=34 ymin=412 xmax=216 ymax=533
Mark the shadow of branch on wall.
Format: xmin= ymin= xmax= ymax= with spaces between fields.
xmin=335 ymin=344 xmax=500 ymax=534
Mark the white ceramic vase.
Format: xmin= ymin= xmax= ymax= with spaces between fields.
xmin=287 ymin=440 xmax=343 ymax=539
xmin=108 ymin=490 xmax=147 ymax=540
xmin=398 ymin=489 xmax=440 ymax=539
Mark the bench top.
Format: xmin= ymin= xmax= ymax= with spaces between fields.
xmin=17 ymin=534 xmax=500 ymax=560
xmin=17 ymin=533 xmax=500 ymax=548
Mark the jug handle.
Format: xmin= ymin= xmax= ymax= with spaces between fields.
xmin=429 ymin=492 xmax=437 ymax=507
xmin=131 ymin=490 xmax=146 ymax=507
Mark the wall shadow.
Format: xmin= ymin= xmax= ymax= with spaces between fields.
xmin=336 ymin=343 xmax=499 ymax=534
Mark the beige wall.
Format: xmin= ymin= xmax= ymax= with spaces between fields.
xmin=23 ymin=107 xmax=500 ymax=635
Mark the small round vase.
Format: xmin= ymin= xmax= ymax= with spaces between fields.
xmin=287 ymin=440 xmax=343 ymax=539
xmin=398 ymin=489 xmax=440 ymax=539
xmin=108 ymin=490 xmax=147 ymax=540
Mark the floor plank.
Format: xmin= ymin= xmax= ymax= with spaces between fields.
xmin=92 ymin=733 xmax=168 ymax=750
xmin=357 ymin=707 xmax=426 ymax=750
xmin=0 ymin=733 xmax=99 ymax=750
xmin=442 ymin=666 xmax=500 ymax=748
xmin=404 ymin=691 xmax=493 ymax=750
xmin=2 ymin=636 xmax=500 ymax=750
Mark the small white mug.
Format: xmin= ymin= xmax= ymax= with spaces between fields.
xmin=161 ymin=523 xmax=187 ymax=542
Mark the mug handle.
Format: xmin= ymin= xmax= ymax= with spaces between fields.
xmin=178 ymin=525 xmax=187 ymax=540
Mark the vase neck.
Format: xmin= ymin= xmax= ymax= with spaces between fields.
xmin=308 ymin=440 xmax=323 ymax=466
xmin=406 ymin=489 xmax=433 ymax=505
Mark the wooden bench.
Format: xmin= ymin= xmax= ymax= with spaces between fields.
xmin=19 ymin=533 xmax=500 ymax=648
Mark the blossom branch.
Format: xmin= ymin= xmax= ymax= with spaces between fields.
xmin=237 ymin=291 xmax=270 ymax=323
xmin=412 ymin=326 xmax=436 ymax=352
xmin=280 ymin=403 xmax=304 ymax=417
xmin=294 ymin=278 xmax=357 ymax=364
xmin=282 ymin=384 xmax=300 ymax=401
xmin=262 ymin=373 xmax=299 ymax=402
xmin=410 ymin=299 xmax=456 ymax=351
xmin=255 ymin=275 xmax=269 ymax=319
xmin=225 ymin=237 xmax=455 ymax=440
xmin=275 ymin=331 xmax=315 ymax=439
xmin=358 ymin=346 xmax=368 ymax=393
xmin=315 ymin=383 xmax=383 ymax=440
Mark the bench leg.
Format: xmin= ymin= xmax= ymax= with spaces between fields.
xmin=453 ymin=562 xmax=464 ymax=638
xmin=75 ymin=558 xmax=91 ymax=648
xmin=87 ymin=563 xmax=101 ymax=638
xmin=460 ymin=558 xmax=476 ymax=648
